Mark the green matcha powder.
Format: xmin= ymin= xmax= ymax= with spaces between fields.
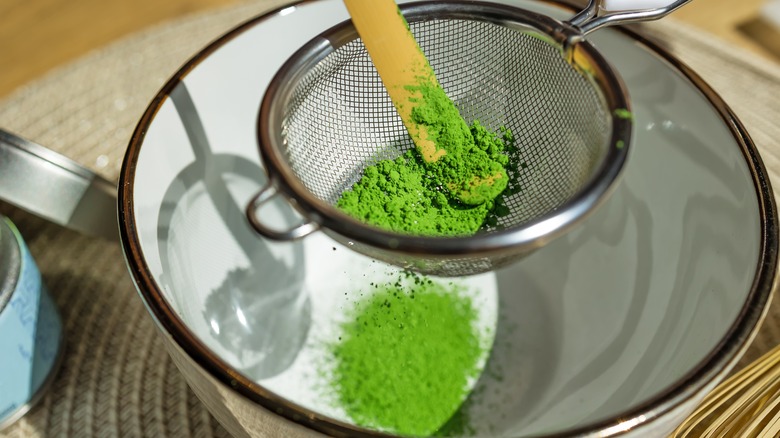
xmin=329 ymin=55 xmax=513 ymax=436
xmin=327 ymin=277 xmax=486 ymax=436
xmin=336 ymin=83 xmax=514 ymax=236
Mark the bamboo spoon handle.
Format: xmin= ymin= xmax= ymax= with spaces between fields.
xmin=342 ymin=0 xmax=442 ymax=162
xmin=342 ymin=0 xmax=508 ymax=206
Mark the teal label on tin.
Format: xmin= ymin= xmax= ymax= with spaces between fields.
xmin=0 ymin=221 xmax=62 ymax=427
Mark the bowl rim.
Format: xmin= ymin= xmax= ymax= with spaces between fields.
xmin=118 ymin=0 xmax=779 ymax=436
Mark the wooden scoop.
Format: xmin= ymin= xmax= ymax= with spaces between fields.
xmin=342 ymin=0 xmax=506 ymax=205
xmin=343 ymin=0 xmax=442 ymax=162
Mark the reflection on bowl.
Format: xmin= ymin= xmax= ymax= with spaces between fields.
xmin=155 ymin=85 xmax=312 ymax=380
xmin=119 ymin=0 xmax=777 ymax=437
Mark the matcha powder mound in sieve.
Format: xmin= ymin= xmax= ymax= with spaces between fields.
xmin=326 ymin=277 xmax=488 ymax=436
xmin=336 ymin=121 xmax=514 ymax=236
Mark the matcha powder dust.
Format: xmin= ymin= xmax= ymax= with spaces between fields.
xmin=325 ymin=278 xmax=489 ymax=436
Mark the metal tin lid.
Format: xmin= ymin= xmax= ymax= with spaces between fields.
xmin=0 ymin=130 xmax=117 ymax=240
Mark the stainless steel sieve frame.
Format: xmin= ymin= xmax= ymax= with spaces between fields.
xmin=248 ymin=1 xmax=633 ymax=272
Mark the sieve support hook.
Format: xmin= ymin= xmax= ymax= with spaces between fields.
xmin=246 ymin=182 xmax=319 ymax=241
xmin=568 ymin=0 xmax=692 ymax=38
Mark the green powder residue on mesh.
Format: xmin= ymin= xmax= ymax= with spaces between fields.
xmin=336 ymin=116 xmax=515 ymax=236
xmin=327 ymin=278 xmax=487 ymax=436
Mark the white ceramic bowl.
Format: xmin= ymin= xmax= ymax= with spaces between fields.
xmin=118 ymin=0 xmax=778 ymax=436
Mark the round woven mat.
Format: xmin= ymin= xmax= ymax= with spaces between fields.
xmin=1 ymin=1 xmax=779 ymax=436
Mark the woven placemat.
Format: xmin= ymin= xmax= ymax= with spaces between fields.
xmin=0 ymin=1 xmax=779 ymax=436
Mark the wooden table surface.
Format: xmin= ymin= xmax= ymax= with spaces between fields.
xmin=0 ymin=0 xmax=778 ymax=99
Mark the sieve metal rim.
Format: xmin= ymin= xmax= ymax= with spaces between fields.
xmin=255 ymin=0 xmax=632 ymax=257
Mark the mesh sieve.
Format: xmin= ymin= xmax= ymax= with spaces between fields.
xmin=250 ymin=1 xmax=634 ymax=276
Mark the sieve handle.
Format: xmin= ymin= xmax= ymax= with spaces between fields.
xmin=246 ymin=182 xmax=319 ymax=241
xmin=569 ymin=0 xmax=692 ymax=35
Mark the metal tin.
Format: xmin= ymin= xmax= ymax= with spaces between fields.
xmin=0 ymin=216 xmax=63 ymax=429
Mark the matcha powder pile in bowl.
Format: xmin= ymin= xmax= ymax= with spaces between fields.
xmin=313 ymin=271 xmax=497 ymax=437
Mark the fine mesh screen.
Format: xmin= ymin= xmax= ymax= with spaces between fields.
xmin=282 ymin=18 xmax=610 ymax=229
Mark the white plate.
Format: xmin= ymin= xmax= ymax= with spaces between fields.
xmin=119 ymin=0 xmax=777 ymax=436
